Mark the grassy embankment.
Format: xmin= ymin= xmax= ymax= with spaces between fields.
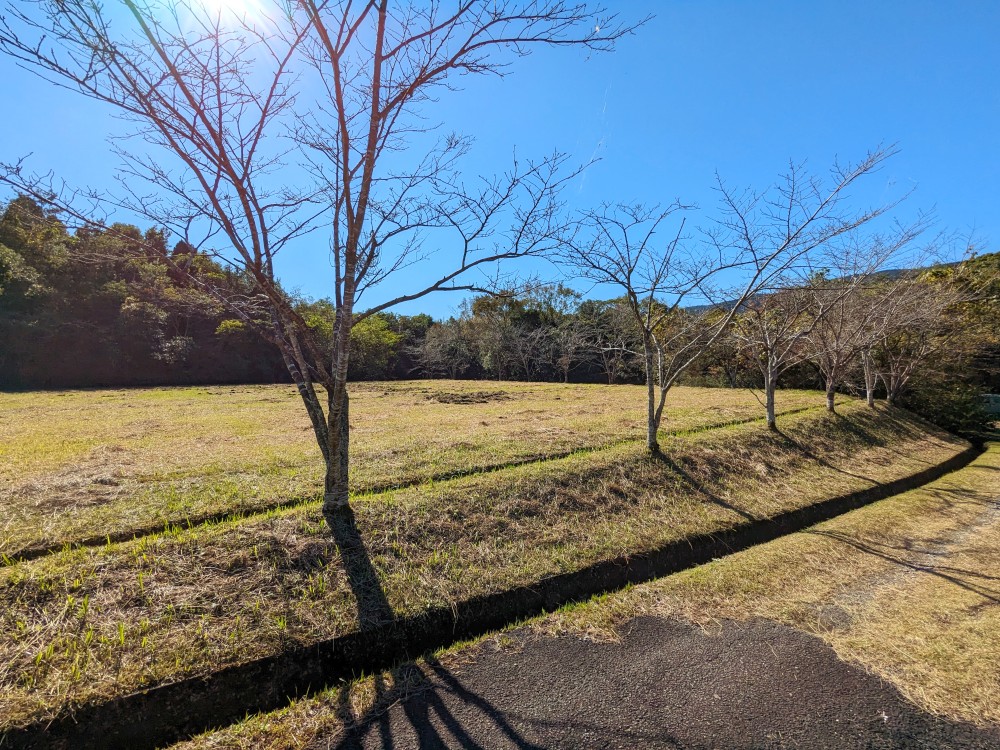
xmin=0 ymin=395 xmax=966 ymax=732
xmin=1 ymin=382 xmax=838 ymax=557
xmin=176 ymin=443 xmax=1000 ymax=750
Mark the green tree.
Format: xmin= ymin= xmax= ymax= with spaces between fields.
xmin=348 ymin=315 xmax=402 ymax=381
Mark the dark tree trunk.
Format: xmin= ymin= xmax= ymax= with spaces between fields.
xmin=644 ymin=334 xmax=659 ymax=453
xmin=322 ymin=387 xmax=350 ymax=518
xmin=322 ymin=292 xmax=355 ymax=525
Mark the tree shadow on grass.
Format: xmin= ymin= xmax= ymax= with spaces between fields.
xmin=649 ymin=451 xmax=757 ymax=522
xmin=807 ymin=529 xmax=1000 ymax=603
xmin=773 ymin=427 xmax=881 ymax=485
xmin=326 ymin=505 xmax=396 ymax=629
xmin=920 ymin=485 xmax=997 ymax=512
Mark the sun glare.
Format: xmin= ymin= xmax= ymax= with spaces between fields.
xmin=196 ymin=0 xmax=270 ymax=27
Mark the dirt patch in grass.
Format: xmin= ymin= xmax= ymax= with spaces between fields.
xmin=425 ymin=390 xmax=513 ymax=405
xmin=536 ymin=444 xmax=1000 ymax=728
xmin=0 ymin=404 xmax=966 ymax=731
xmin=0 ymin=382 xmax=841 ymax=557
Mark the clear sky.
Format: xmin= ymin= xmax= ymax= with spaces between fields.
xmin=1 ymin=1 xmax=997 ymax=319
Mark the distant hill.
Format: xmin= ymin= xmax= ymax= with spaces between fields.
xmin=683 ymin=255 xmax=994 ymax=314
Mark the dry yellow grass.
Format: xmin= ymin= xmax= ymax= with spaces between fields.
xmin=537 ymin=444 xmax=1000 ymax=727
xmin=0 ymin=402 xmax=965 ymax=731
xmin=0 ymin=382 xmax=836 ymax=556
xmin=173 ymin=444 xmax=998 ymax=750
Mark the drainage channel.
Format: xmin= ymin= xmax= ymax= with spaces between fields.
xmin=0 ymin=441 xmax=982 ymax=750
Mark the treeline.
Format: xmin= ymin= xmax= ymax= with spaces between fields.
xmin=410 ymin=287 xmax=643 ymax=384
xmin=0 ymin=196 xmax=645 ymax=388
xmin=411 ymin=259 xmax=1000 ymax=433
xmin=0 ymin=197 xmax=434 ymax=388
xmin=2 ymin=196 xmax=998 ymax=434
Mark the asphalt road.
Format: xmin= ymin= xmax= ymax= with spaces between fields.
xmin=331 ymin=617 xmax=1000 ymax=750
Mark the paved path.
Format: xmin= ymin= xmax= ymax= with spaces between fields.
xmin=333 ymin=617 xmax=1000 ymax=750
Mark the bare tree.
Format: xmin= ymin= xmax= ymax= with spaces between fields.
xmin=0 ymin=0 xmax=640 ymax=528
xmin=802 ymin=224 xmax=930 ymax=411
xmin=858 ymin=280 xmax=910 ymax=408
xmin=577 ymin=298 xmax=639 ymax=384
xmin=565 ymin=150 xmax=898 ymax=452
xmin=410 ymin=319 xmax=474 ymax=379
xmin=729 ymin=285 xmax=816 ymax=429
xmin=870 ymin=273 xmax=967 ymax=405
xmin=805 ymin=276 xmax=883 ymax=412
xmin=732 ymin=227 xmax=923 ymax=426
xmin=551 ymin=319 xmax=590 ymax=382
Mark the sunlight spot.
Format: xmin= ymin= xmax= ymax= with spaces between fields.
xmin=196 ymin=0 xmax=270 ymax=27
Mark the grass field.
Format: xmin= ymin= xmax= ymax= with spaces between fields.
xmin=538 ymin=443 xmax=1000 ymax=726
xmin=0 ymin=385 xmax=967 ymax=732
xmin=0 ymin=382 xmax=839 ymax=557
xmin=173 ymin=442 xmax=1000 ymax=750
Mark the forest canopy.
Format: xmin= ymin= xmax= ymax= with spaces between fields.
xmin=0 ymin=196 xmax=432 ymax=388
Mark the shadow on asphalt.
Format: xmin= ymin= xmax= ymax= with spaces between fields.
xmin=327 ymin=617 xmax=1000 ymax=750
xmin=333 ymin=655 xmax=687 ymax=749
xmin=333 ymin=658 xmax=547 ymax=750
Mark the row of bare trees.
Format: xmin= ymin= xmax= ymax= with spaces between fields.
xmin=0 ymin=1 xmax=974 ymax=527
xmin=406 ymin=251 xmax=969 ymax=436
xmin=729 ymin=269 xmax=967 ymax=430
xmin=558 ymin=149 xmax=933 ymax=450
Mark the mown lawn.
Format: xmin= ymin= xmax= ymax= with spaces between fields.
xmin=0 ymin=400 xmax=966 ymax=731
xmin=172 ymin=442 xmax=1000 ymax=750
xmin=0 ymin=382 xmax=838 ymax=556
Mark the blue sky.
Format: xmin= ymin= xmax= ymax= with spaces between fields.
xmin=1 ymin=0 xmax=997 ymax=318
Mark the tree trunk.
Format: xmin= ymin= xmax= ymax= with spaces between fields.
xmin=322 ymin=296 xmax=354 ymax=526
xmin=765 ymin=366 xmax=777 ymax=431
xmin=273 ymin=321 xmax=331 ymax=466
xmin=644 ymin=336 xmax=659 ymax=453
xmin=885 ymin=371 xmax=908 ymax=407
xmin=886 ymin=377 xmax=901 ymax=406
xmin=862 ymin=350 xmax=877 ymax=408
xmin=826 ymin=383 xmax=836 ymax=413
xmin=322 ymin=386 xmax=350 ymax=520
